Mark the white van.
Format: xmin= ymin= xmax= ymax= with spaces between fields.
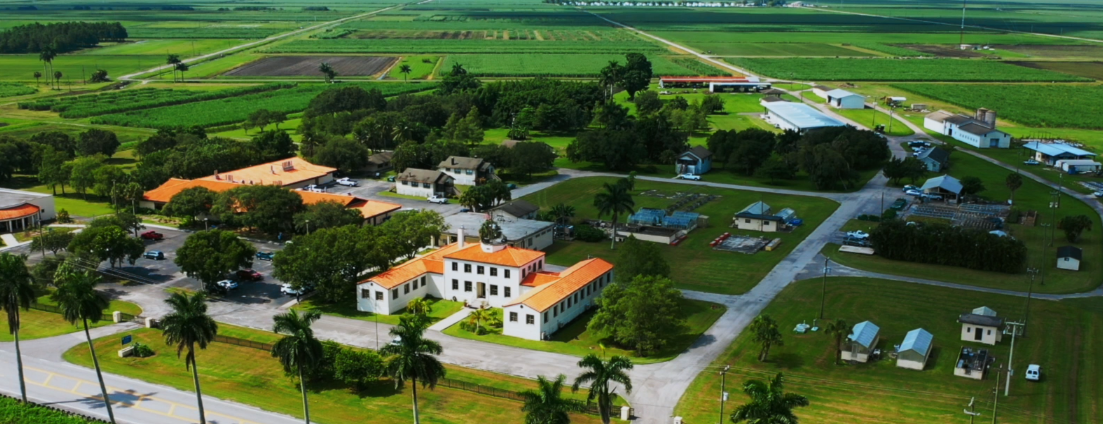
xmin=1025 ymin=364 xmax=1041 ymax=381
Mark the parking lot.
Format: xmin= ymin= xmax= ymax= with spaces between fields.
xmin=316 ymin=177 xmax=462 ymax=216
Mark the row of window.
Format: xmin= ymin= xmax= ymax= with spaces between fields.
xmin=507 ymin=272 xmax=612 ymax=326
xmin=360 ymin=276 xmax=429 ymax=302
xmin=454 ymin=262 xmax=512 ymax=278
xmin=443 ymin=168 xmax=476 ymax=175
xmin=451 ymin=280 xmax=512 ymax=298
xmin=399 ymin=180 xmax=433 ymax=189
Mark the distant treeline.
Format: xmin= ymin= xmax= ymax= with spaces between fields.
xmin=870 ymin=220 xmax=1027 ymax=274
xmin=0 ymin=22 xmax=127 ymax=53
xmin=303 ymin=6 xmax=331 ymax=11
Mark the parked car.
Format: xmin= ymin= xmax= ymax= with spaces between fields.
xmin=140 ymin=231 xmax=164 ymax=240
xmin=1093 ymin=191 xmax=1103 ymax=198
xmin=1025 ymin=364 xmax=1041 ymax=381
xmin=846 ymin=230 xmax=869 ymax=239
xmin=235 ymin=269 xmax=263 ymax=281
xmin=890 ymin=198 xmax=907 ymax=210
xmin=143 ymin=250 xmax=165 ymax=260
xmin=280 ymin=283 xmax=313 ymax=296
xmin=299 ymin=185 xmax=324 ymax=193
xmin=386 ymin=176 xmax=396 ymax=182
xmin=922 ymin=193 xmax=943 ymax=200
xmin=427 ymin=195 xmax=448 ymax=204
xmin=905 ymin=189 xmax=923 ymax=197
xmin=256 ymin=251 xmax=275 ymax=261
xmin=1023 ymin=159 xmax=1040 ymax=166
xmin=217 ymin=280 xmax=239 ymax=291
xmin=335 ymin=177 xmax=358 ymax=187
xmin=459 ymin=208 xmax=471 ymax=213
xmin=902 ymin=185 xmax=918 ymax=192
xmin=679 ymin=174 xmax=702 ymax=181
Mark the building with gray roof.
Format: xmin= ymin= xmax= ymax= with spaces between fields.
xmin=762 ymin=102 xmax=846 ymax=134
xmin=843 ymin=321 xmax=881 ymax=363
xmin=441 ymin=213 xmax=554 ymax=251
xmin=959 ymin=306 xmax=1004 ymax=345
xmin=897 ymin=328 xmax=934 ymax=370
xmin=920 ymin=175 xmax=963 ymax=201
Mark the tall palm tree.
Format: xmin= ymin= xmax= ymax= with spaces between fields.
xmin=593 ymin=181 xmax=635 ymax=250
xmin=39 ymin=46 xmax=56 ymax=88
xmin=176 ymin=62 xmax=190 ymax=83
xmin=271 ymin=310 xmax=324 ymax=424
xmin=824 ymin=319 xmax=849 ymax=366
xmin=161 ymin=292 xmax=218 ymax=424
xmin=749 ymin=315 xmax=783 ymax=362
xmin=521 ymin=374 xmax=585 ymax=424
xmin=318 ymin=62 xmax=334 ymax=84
xmin=730 ymin=373 xmax=809 ymax=424
xmin=572 ymin=354 xmax=633 ymax=424
xmin=406 ymin=297 xmax=432 ymax=317
xmin=51 ymin=271 xmax=116 ymax=424
xmin=166 ymin=54 xmax=181 ymax=82
xmin=0 ymin=253 xmax=36 ymax=403
xmin=53 ymin=71 xmax=63 ymax=90
xmin=399 ymin=64 xmax=412 ymax=82
xmin=380 ymin=315 xmax=446 ymax=424
xmin=33 ymin=71 xmax=41 ymax=87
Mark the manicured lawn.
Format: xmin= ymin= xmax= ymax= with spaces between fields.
xmin=387 ymin=55 xmax=439 ymax=80
xmin=293 ymin=296 xmax=464 ymax=326
xmin=443 ymin=298 xmax=726 ymax=364
xmin=12 ymin=226 xmax=78 ymax=243
xmin=521 ymin=177 xmax=840 ymax=294
xmin=0 ymin=296 xmax=142 ymax=342
xmin=833 ymin=107 xmax=915 ymax=136
xmin=64 ymin=325 xmax=602 ymax=424
xmin=674 ymin=277 xmax=1103 ymax=424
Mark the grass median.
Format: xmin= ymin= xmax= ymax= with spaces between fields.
xmin=0 ymin=295 xmax=142 ymax=342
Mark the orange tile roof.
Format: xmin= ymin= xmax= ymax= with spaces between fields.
xmin=444 ymin=243 xmax=545 ymax=267
xmin=506 ymin=258 xmax=613 ymax=312
xmin=296 ymin=191 xmax=358 ymax=207
xmin=142 ymin=179 xmax=240 ymax=204
xmin=144 ymin=178 xmax=398 ymax=219
xmin=360 ymin=244 xmax=465 ymax=289
xmin=520 ymin=272 xmax=561 ymax=288
xmin=349 ymin=199 xmax=402 ymax=219
xmin=0 ymin=203 xmax=40 ymax=220
xmin=197 ymin=157 xmax=336 ymax=187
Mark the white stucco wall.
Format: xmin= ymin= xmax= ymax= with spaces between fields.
xmin=440 ymin=258 xmax=542 ymax=307
xmin=735 ymin=217 xmax=778 ymax=232
xmin=440 ymin=168 xmax=478 ymax=186
xmin=960 ymin=324 xmax=1001 ymax=345
xmin=830 ymin=95 xmax=865 ymax=109
xmin=503 ymin=304 xmax=543 ymax=340
xmin=897 ymin=357 xmax=927 ymax=370
xmin=396 ymin=181 xmax=436 ymax=198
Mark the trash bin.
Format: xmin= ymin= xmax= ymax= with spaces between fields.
xmin=621 ymin=406 xmax=630 ymax=420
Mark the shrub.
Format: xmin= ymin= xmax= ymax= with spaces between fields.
xmin=131 ymin=342 xmax=154 ymax=358
xmin=574 ymin=224 xmax=606 ymax=242
xmin=334 ymin=348 xmax=384 ymax=390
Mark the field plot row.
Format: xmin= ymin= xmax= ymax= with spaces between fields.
xmin=17 ymin=83 xmax=293 ymax=118
xmin=0 ymin=82 xmax=36 ymax=98
xmin=1007 ymin=61 xmax=1103 ymax=81
xmin=223 ymin=56 xmax=397 ymax=77
xmin=267 ymin=38 xmax=665 ymax=54
xmin=726 ymin=57 xmax=1091 ymax=82
xmin=444 ymin=54 xmax=724 ymax=77
xmin=344 ymin=28 xmax=639 ymax=41
xmin=694 ymin=42 xmax=877 ymax=57
xmin=91 ymin=82 xmax=437 ymax=129
xmin=893 ymin=83 xmax=1103 ymax=130
xmin=341 ymin=11 xmax=610 ymax=31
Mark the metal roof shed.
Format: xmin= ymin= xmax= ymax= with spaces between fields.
xmin=897 ymin=328 xmax=934 ymax=370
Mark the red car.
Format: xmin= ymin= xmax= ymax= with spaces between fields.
xmin=235 ymin=269 xmax=263 ymax=281
xmin=140 ymin=231 xmax=164 ymax=240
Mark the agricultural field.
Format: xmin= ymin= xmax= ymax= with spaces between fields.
xmin=693 ymin=42 xmax=877 ymax=57
xmin=73 ymin=39 xmax=243 ymax=57
xmin=674 ymin=277 xmax=1103 ymax=424
xmin=0 ymin=82 xmax=36 ymax=98
xmin=223 ymin=55 xmax=397 ymax=77
xmin=0 ymin=54 xmax=161 ymax=82
xmin=90 ymin=82 xmax=437 ymax=129
xmin=892 ymin=83 xmax=1103 ymax=130
xmin=267 ymin=38 xmax=665 ymax=54
xmin=726 ymin=58 xmax=1091 ymax=82
xmin=442 ymin=54 xmax=722 ymax=77
xmin=839 ymin=4 xmax=1103 ymax=40
xmin=344 ymin=28 xmax=640 ymax=42
xmin=387 ymin=55 xmax=439 ymax=80
xmin=993 ymin=45 xmax=1103 ymax=60
xmin=18 ymin=83 xmax=293 ymax=118
xmin=1007 ymin=61 xmax=1103 ymax=81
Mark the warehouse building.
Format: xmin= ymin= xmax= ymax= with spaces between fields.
xmin=762 ymin=102 xmax=846 ymax=133
xmin=825 ymin=89 xmax=866 ymax=109
xmin=1022 ymin=141 xmax=1097 ymax=166
xmin=924 ymin=108 xmax=1011 ymax=149
xmin=658 ymin=76 xmax=771 ymax=92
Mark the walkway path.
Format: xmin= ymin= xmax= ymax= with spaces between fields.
xmin=0 ymin=234 xmax=22 ymax=250
xmin=428 ymin=308 xmax=473 ymax=332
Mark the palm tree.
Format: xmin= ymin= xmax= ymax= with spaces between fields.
xmin=824 ymin=319 xmax=849 ymax=366
xmin=730 ymin=373 xmax=809 ymax=424
xmin=271 ymin=310 xmax=324 ymax=424
xmin=51 ymin=271 xmax=116 ymax=424
xmin=39 ymin=46 xmax=56 ymax=88
xmin=521 ymin=374 xmax=585 ymax=424
xmin=593 ymin=181 xmax=635 ymax=250
xmin=0 ymin=253 xmax=36 ymax=403
xmin=380 ymin=315 xmax=446 ymax=424
xmin=465 ymin=307 xmax=493 ymax=334
xmin=318 ymin=62 xmax=334 ymax=84
xmin=53 ymin=71 xmax=63 ymax=90
xmin=33 ymin=71 xmax=41 ymax=86
xmin=399 ymin=64 xmax=413 ymax=82
xmin=749 ymin=315 xmax=783 ymax=362
xmin=572 ymin=354 xmax=633 ymax=424
xmin=550 ymin=203 xmax=575 ymax=227
xmin=161 ymin=292 xmax=218 ymax=424
xmin=176 ymin=62 xmax=190 ymax=83
xmin=1006 ymin=172 xmax=1023 ymax=205
xmin=406 ymin=297 xmax=432 ymax=317
xmin=166 ymin=54 xmax=181 ymax=82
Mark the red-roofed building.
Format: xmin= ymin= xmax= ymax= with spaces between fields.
xmin=356 ymin=232 xmax=614 ymax=340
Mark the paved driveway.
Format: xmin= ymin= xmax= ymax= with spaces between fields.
xmin=321 ymin=179 xmax=462 ymax=215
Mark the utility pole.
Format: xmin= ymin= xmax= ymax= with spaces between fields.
xmin=992 ymin=363 xmax=1002 ymax=424
xmin=819 ymin=257 xmax=830 ymax=319
xmin=719 ymin=365 xmax=730 ymax=424
xmin=960 ymin=0 xmax=968 ymax=48
xmin=1004 ymin=321 xmax=1023 ymax=397
xmin=1024 ymin=268 xmax=1037 ymax=337
xmin=964 ymin=397 xmax=981 ymax=424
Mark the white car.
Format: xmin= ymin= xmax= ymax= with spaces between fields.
xmin=216 ymin=280 xmax=239 ymax=291
xmin=1093 ymin=191 xmax=1103 ymax=198
xmin=427 ymin=195 xmax=448 ymax=204
xmin=281 ymin=284 xmax=311 ymax=296
xmin=903 ymin=185 xmax=918 ymax=192
xmin=905 ymin=189 xmax=923 ymax=196
xmin=1025 ymin=364 xmax=1041 ymax=381
xmin=335 ymin=178 xmax=358 ymax=187
xmin=846 ymin=230 xmax=869 ymax=239
xmin=1023 ymin=159 xmax=1040 ymax=166
xmin=922 ymin=193 xmax=943 ymax=200
xmin=679 ymin=174 xmax=702 ymax=181
xmin=299 ymin=185 xmax=324 ymax=193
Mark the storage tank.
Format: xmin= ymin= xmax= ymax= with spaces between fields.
xmin=984 ymin=109 xmax=998 ymax=128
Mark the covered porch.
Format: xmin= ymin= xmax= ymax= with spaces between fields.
xmin=0 ymin=203 xmax=42 ymax=234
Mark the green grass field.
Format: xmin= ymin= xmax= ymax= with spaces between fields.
xmin=387 ymin=55 xmax=439 ymax=80
xmin=674 ymin=277 xmax=1102 ymax=424
xmin=0 ymin=395 xmax=100 ymax=424
xmin=441 ymin=54 xmax=721 ymax=77
xmin=64 ymin=325 xmax=602 ymax=424
xmin=293 ymin=297 xmax=465 ymax=326
xmin=443 ymin=298 xmax=725 ymax=364
xmin=726 ymin=58 xmax=1090 ymax=82
xmin=893 ymin=84 xmax=1103 ymax=130
xmin=833 ymin=107 xmax=915 ymax=136
xmin=521 ymin=177 xmax=839 ymax=294
xmin=73 ymin=39 xmax=244 ymax=58
xmin=693 ymin=42 xmax=877 ymax=57
xmin=0 ymin=54 xmax=162 ymax=82
xmin=0 ymin=296 xmax=142 ymax=342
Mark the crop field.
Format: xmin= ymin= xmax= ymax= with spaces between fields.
xmin=852 ymin=43 xmax=932 ymax=57
xmin=726 ymin=58 xmax=1091 ymax=82
xmin=993 ymin=45 xmax=1103 ymax=60
xmin=343 ymin=28 xmax=639 ymax=42
xmin=443 ymin=54 xmax=720 ymax=77
xmin=893 ymin=83 xmax=1103 ymax=130
xmin=267 ymin=38 xmax=664 ymax=54
xmin=0 ymin=82 xmax=36 ymax=98
xmin=0 ymin=54 xmax=161 ymax=82
xmin=72 ymin=39 xmax=244 ymax=57
xmin=91 ymin=82 xmax=438 ymax=129
xmin=698 ymin=43 xmax=875 ymax=57
xmin=18 ymin=83 xmax=293 ymax=118
xmin=839 ymin=5 xmax=1103 ymax=40
xmin=1007 ymin=61 xmax=1103 ymax=81
xmin=223 ymin=56 xmax=397 ymax=77
xmin=387 ymin=55 xmax=439 ymax=80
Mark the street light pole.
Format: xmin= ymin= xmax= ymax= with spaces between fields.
xmin=719 ymin=365 xmax=730 ymax=424
xmin=1004 ymin=321 xmax=1022 ymax=397
xmin=964 ymin=397 xmax=981 ymax=424
xmin=820 ymin=257 xmax=830 ymax=320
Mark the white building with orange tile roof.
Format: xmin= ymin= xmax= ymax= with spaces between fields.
xmin=356 ymin=231 xmax=614 ymax=340
xmin=197 ymin=157 xmax=337 ymax=189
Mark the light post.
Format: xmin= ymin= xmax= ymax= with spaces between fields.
xmin=719 ymin=365 xmax=730 ymax=424
xmin=819 ymin=257 xmax=831 ymax=319
xmin=1024 ymin=267 xmax=1038 ymax=337
xmin=306 ymin=220 xmax=311 ymax=235
xmin=204 ymin=217 xmax=209 ymax=231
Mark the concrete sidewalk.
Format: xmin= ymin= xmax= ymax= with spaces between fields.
xmin=429 ymin=308 xmax=473 ymax=332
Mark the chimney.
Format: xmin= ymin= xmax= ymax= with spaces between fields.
xmin=271 ymin=165 xmax=277 ymax=174
xmin=457 ymin=226 xmax=465 ymax=248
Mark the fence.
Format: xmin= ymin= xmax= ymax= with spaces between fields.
xmin=213 ymin=335 xmax=274 ymax=351
xmin=27 ymin=302 xmax=121 ymax=323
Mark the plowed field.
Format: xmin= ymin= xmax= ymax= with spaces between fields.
xmin=224 ymin=56 xmax=396 ymax=77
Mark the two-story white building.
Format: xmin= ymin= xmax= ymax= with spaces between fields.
xmin=395 ymin=168 xmax=455 ymax=198
xmin=356 ymin=230 xmax=613 ymax=340
xmin=437 ymin=156 xmax=495 ymax=186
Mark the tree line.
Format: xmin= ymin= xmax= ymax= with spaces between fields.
xmin=0 ymin=22 xmax=127 ymax=53
xmin=870 ymin=219 xmax=1026 ymax=274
